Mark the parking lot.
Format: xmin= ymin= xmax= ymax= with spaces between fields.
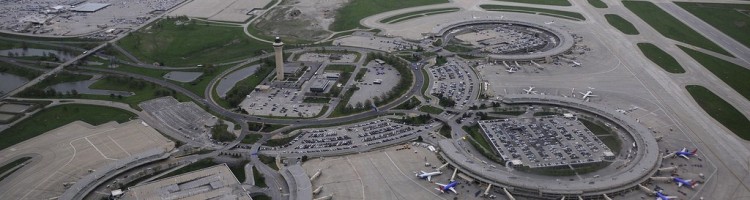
xmin=428 ymin=58 xmax=476 ymax=108
xmin=262 ymin=118 xmax=438 ymax=156
xmin=241 ymin=88 xmax=325 ymax=118
xmin=296 ymin=52 xmax=358 ymax=63
xmin=334 ymin=32 xmax=418 ymax=52
xmin=139 ymin=97 xmax=218 ymax=143
xmin=349 ymin=61 xmax=400 ymax=107
xmin=478 ymin=116 xmax=613 ymax=168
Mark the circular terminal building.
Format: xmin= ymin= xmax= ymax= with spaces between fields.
xmin=433 ymin=20 xmax=575 ymax=62
xmin=439 ymin=94 xmax=661 ymax=199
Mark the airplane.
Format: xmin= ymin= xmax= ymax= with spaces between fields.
xmin=579 ymin=91 xmax=597 ymax=99
xmin=675 ymin=148 xmax=698 ymax=159
xmin=505 ymin=67 xmax=517 ymax=73
xmin=655 ymin=190 xmax=677 ymax=200
xmin=571 ymin=61 xmax=581 ymax=67
xmin=673 ymin=177 xmax=699 ymax=188
xmin=523 ymin=87 xmax=537 ymax=94
xmin=416 ymin=170 xmax=442 ymax=181
xmin=435 ymin=181 xmax=459 ymax=194
xmin=545 ymin=21 xmax=555 ymax=25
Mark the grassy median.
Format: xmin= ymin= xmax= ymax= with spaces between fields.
xmin=605 ymin=14 xmax=639 ymax=35
xmin=622 ymin=1 xmax=730 ymax=56
xmin=637 ymin=43 xmax=684 ymax=73
xmin=331 ymin=0 xmax=448 ymax=31
xmin=679 ymin=46 xmax=750 ymax=100
xmin=686 ymin=85 xmax=750 ymax=140
xmin=0 ymin=104 xmax=136 ymax=150
xmin=675 ymin=2 xmax=750 ymax=49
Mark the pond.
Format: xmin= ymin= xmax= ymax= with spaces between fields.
xmin=0 ymin=73 xmax=29 ymax=95
xmin=216 ymin=65 xmax=259 ymax=98
xmin=163 ymin=71 xmax=203 ymax=83
xmin=0 ymin=48 xmax=76 ymax=61
xmin=47 ymin=79 xmax=133 ymax=97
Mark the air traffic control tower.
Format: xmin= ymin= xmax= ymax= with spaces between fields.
xmin=273 ymin=37 xmax=284 ymax=81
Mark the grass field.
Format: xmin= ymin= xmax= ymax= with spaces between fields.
xmin=394 ymin=96 xmax=421 ymax=110
xmin=380 ymin=8 xmax=460 ymax=24
xmin=418 ymin=105 xmax=443 ymax=114
xmin=0 ymin=104 xmax=136 ymax=150
xmin=493 ymin=0 xmax=570 ymax=6
xmin=88 ymin=76 xmax=192 ymax=109
xmin=686 ymin=85 xmax=750 ymax=140
xmin=637 ymin=43 xmax=685 ymax=73
xmin=480 ymin=4 xmax=585 ymax=21
xmin=331 ymin=0 xmax=449 ymax=31
xmin=675 ymin=2 xmax=750 ymax=49
xmin=622 ymin=1 xmax=730 ymax=56
xmin=228 ymin=160 xmax=249 ymax=183
xmin=159 ymin=158 xmax=217 ymax=179
xmin=0 ymin=157 xmax=31 ymax=181
xmin=679 ymin=46 xmax=750 ymax=101
xmin=252 ymin=166 xmax=267 ymax=187
xmin=587 ymin=0 xmax=607 ymax=8
xmin=241 ymin=134 xmax=263 ymax=144
xmin=118 ymin=18 xmax=270 ymax=67
xmin=580 ymin=119 xmax=621 ymax=154
xmin=605 ymin=14 xmax=639 ymax=35
xmin=324 ymin=64 xmax=356 ymax=73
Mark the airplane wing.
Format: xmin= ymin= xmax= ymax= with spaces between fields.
xmin=679 ymin=154 xmax=690 ymax=159
xmin=421 ymin=171 xmax=427 ymax=174
xmin=427 ymin=175 xmax=432 ymax=182
xmin=449 ymin=187 xmax=458 ymax=194
xmin=681 ymin=147 xmax=687 ymax=152
xmin=436 ymin=183 xmax=446 ymax=187
xmin=677 ymin=182 xmax=683 ymax=187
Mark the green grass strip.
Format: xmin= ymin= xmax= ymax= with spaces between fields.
xmin=637 ymin=43 xmax=684 ymax=73
xmin=480 ymin=4 xmax=585 ymax=21
xmin=587 ymin=0 xmax=607 ymax=8
xmin=623 ymin=1 xmax=731 ymax=56
xmin=605 ymin=14 xmax=639 ymax=35
xmin=493 ymin=0 xmax=571 ymax=6
xmin=679 ymin=45 xmax=750 ymax=100
xmin=0 ymin=104 xmax=136 ymax=150
xmin=686 ymin=85 xmax=750 ymax=140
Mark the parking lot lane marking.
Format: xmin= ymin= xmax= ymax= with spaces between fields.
xmin=346 ymin=156 xmax=366 ymax=200
xmin=109 ymin=135 xmax=131 ymax=157
xmin=86 ymin=137 xmax=116 ymax=160
xmin=384 ymin=151 xmax=446 ymax=199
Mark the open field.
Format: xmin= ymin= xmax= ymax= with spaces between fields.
xmin=0 ymin=120 xmax=173 ymax=199
xmin=118 ymin=18 xmax=270 ymax=67
xmin=169 ymin=0 xmax=272 ymax=22
xmin=637 ymin=43 xmax=684 ymax=73
xmin=480 ymin=4 xmax=585 ymax=21
xmin=418 ymin=105 xmax=443 ymax=114
xmin=0 ymin=104 xmax=136 ymax=150
xmin=686 ymin=85 xmax=750 ymax=140
xmin=679 ymin=46 xmax=750 ymax=100
xmin=88 ymin=76 xmax=192 ymax=109
xmin=675 ymin=2 xmax=750 ymax=49
xmin=587 ymin=0 xmax=607 ymax=8
xmin=380 ymin=8 xmax=460 ymax=24
xmin=622 ymin=1 xmax=730 ymax=56
xmin=493 ymin=0 xmax=570 ymax=6
xmin=605 ymin=14 xmax=639 ymax=35
xmin=331 ymin=0 xmax=449 ymax=31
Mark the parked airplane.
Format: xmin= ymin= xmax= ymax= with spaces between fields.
xmin=675 ymin=148 xmax=698 ymax=159
xmin=655 ymin=190 xmax=677 ymax=200
xmin=416 ymin=171 xmax=442 ymax=181
xmin=505 ymin=67 xmax=517 ymax=73
xmin=435 ymin=181 xmax=459 ymax=194
xmin=523 ymin=87 xmax=537 ymax=94
xmin=572 ymin=61 xmax=581 ymax=67
xmin=579 ymin=91 xmax=597 ymax=99
xmin=673 ymin=177 xmax=699 ymax=188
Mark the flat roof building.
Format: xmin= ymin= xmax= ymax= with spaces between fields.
xmin=121 ymin=164 xmax=251 ymax=200
xmin=309 ymin=79 xmax=330 ymax=93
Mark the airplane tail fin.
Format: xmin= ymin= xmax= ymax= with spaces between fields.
xmin=691 ymin=149 xmax=698 ymax=155
xmin=439 ymin=186 xmax=444 ymax=190
xmin=690 ymin=180 xmax=699 ymax=188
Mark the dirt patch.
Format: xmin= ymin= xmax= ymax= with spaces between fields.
xmin=253 ymin=0 xmax=348 ymax=41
